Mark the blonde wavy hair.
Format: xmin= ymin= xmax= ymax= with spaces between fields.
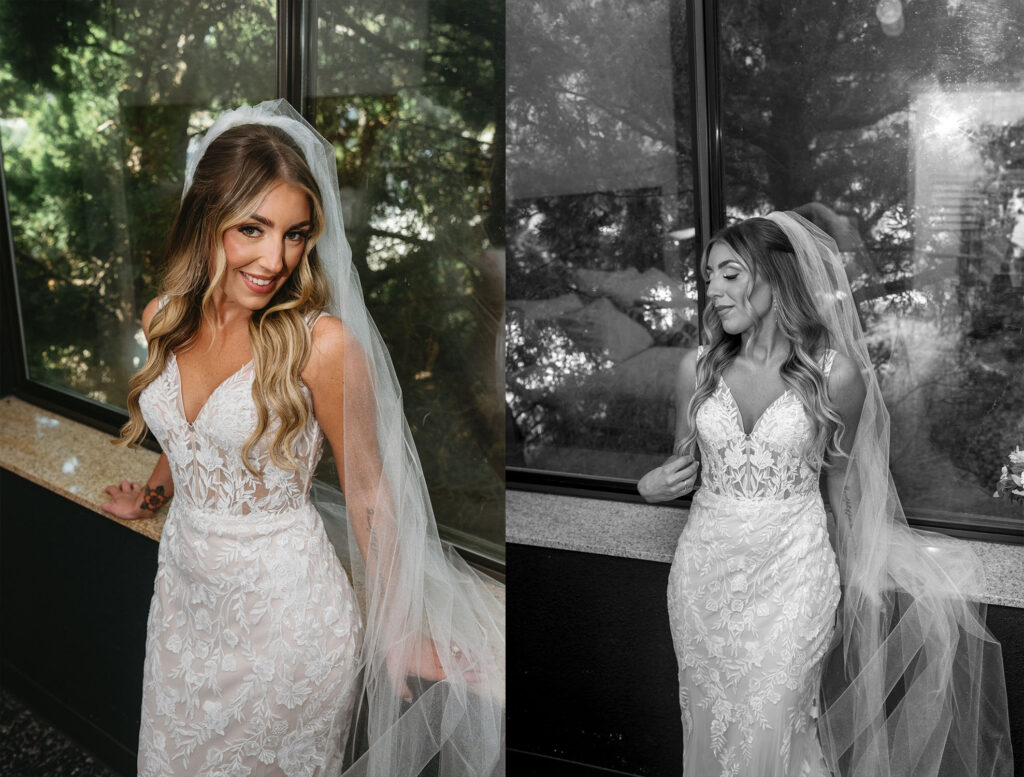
xmin=679 ymin=217 xmax=844 ymax=468
xmin=120 ymin=123 xmax=331 ymax=473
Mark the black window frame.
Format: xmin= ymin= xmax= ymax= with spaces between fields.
xmin=505 ymin=0 xmax=1023 ymax=546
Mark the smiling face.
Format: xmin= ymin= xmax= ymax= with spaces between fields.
xmin=215 ymin=182 xmax=312 ymax=310
xmin=704 ymin=241 xmax=773 ymax=335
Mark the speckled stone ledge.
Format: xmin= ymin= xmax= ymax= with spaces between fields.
xmin=0 ymin=396 xmax=166 ymax=540
xmin=507 ymin=489 xmax=1024 ymax=609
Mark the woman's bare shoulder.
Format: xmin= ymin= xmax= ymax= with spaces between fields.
xmin=827 ymin=350 xmax=866 ymax=406
xmin=141 ymin=297 xmax=163 ymax=340
xmin=676 ymin=346 xmax=701 ymax=392
xmin=305 ymin=313 xmax=362 ymax=382
xmin=309 ymin=312 xmax=351 ymax=352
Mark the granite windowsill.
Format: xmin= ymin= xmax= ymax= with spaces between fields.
xmin=0 ymin=396 xmax=167 ymax=541
xmin=507 ymin=489 xmax=1024 ymax=609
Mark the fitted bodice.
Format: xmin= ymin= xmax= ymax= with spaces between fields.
xmin=139 ymin=350 xmax=323 ymax=515
xmin=695 ymin=350 xmax=835 ymax=501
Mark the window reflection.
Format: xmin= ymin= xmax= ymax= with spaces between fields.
xmin=719 ymin=0 xmax=1024 ymax=522
xmin=507 ymin=0 xmax=696 ymax=479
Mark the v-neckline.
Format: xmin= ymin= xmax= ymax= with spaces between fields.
xmin=171 ymin=351 xmax=253 ymax=427
xmin=718 ymin=377 xmax=792 ymax=438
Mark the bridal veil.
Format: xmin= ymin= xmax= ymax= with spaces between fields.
xmin=766 ymin=211 xmax=1010 ymax=777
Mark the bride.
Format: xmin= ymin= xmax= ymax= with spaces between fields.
xmin=639 ymin=212 xmax=1010 ymax=777
xmin=100 ymin=100 xmax=503 ymax=777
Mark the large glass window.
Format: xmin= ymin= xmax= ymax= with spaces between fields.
xmin=508 ymin=0 xmax=1023 ymax=535
xmin=719 ymin=0 xmax=1024 ymax=526
xmin=506 ymin=0 xmax=697 ymax=481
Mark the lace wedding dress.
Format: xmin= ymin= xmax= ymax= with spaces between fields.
xmin=135 ymin=313 xmax=363 ymax=777
xmin=667 ymin=350 xmax=840 ymax=777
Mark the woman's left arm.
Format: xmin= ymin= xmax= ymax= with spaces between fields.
xmin=303 ymin=315 xmax=449 ymax=701
xmin=824 ymin=352 xmax=867 ymax=518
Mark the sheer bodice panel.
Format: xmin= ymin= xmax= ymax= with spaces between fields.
xmin=139 ymin=352 xmax=323 ymax=515
xmin=695 ymin=352 xmax=835 ymax=501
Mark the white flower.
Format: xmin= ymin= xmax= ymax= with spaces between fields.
xmin=1008 ymin=447 xmax=1024 ymax=467
xmin=253 ymin=658 xmax=275 ymax=683
xmin=202 ymin=700 xmax=229 ymax=735
xmin=223 ymin=629 xmax=239 ymax=648
xmin=155 ymin=686 xmax=179 ymax=717
xmin=195 ymin=641 xmax=210 ymax=659
xmin=276 ymin=679 xmax=313 ymax=709
xmin=278 ymin=729 xmax=320 ymax=777
xmin=222 ymin=654 xmax=237 ymax=672
xmin=295 ymin=620 xmax=324 ymax=646
xmin=194 ymin=608 xmax=212 ymax=632
xmin=152 ymin=731 xmax=166 ymax=750
xmin=195 ymin=443 xmax=224 ymax=474
xmin=165 ymin=634 xmax=183 ymax=654
xmin=243 ymin=740 xmax=262 ymax=757
xmin=306 ymin=656 xmax=333 ymax=685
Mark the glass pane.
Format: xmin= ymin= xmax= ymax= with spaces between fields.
xmin=313 ymin=0 xmax=505 ymax=555
xmin=719 ymin=0 xmax=1024 ymax=524
xmin=506 ymin=0 xmax=696 ymax=481
xmin=0 ymin=0 xmax=277 ymax=407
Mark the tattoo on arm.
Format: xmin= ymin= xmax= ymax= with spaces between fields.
xmin=140 ymin=484 xmax=169 ymax=511
xmin=366 ymin=506 xmax=379 ymax=557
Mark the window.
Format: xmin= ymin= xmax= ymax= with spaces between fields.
xmin=506 ymin=0 xmax=697 ymax=483
xmin=508 ymin=0 xmax=1024 ymax=537
xmin=0 ymin=0 xmax=504 ymax=561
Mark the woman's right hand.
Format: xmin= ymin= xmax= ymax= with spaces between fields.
xmin=638 ymin=454 xmax=700 ymax=503
xmin=101 ymin=481 xmax=152 ymax=520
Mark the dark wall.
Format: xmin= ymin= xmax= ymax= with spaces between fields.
xmin=0 ymin=470 xmax=157 ymax=776
xmin=508 ymin=542 xmax=1024 ymax=777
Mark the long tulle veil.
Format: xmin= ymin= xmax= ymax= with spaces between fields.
xmin=765 ymin=211 xmax=1011 ymax=777
xmin=183 ymin=100 xmax=505 ymax=777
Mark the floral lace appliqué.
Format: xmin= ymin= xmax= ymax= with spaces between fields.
xmin=136 ymin=319 xmax=363 ymax=777
xmin=667 ymin=350 xmax=840 ymax=777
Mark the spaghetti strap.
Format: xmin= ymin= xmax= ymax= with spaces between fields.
xmin=821 ymin=348 xmax=836 ymax=379
xmin=305 ymin=309 xmax=330 ymax=331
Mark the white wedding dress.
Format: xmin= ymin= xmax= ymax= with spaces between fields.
xmin=667 ymin=350 xmax=840 ymax=777
xmin=136 ymin=313 xmax=363 ymax=777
